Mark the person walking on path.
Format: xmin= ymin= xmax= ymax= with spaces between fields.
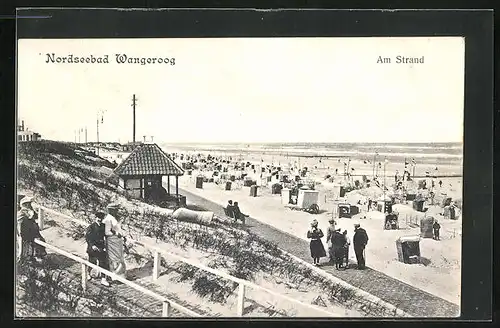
xmin=342 ymin=230 xmax=351 ymax=268
xmin=307 ymin=219 xmax=326 ymax=266
xmin=325 ymin=219 xmax=337 ymax=264
xmin=18 ymin=197 xmax=46 ymax=261
xmin=433 ymin=220 xmax=441 ymax=240
xmin=103 ymin=203 xmax=127 ymax=280
xmin=353 ymin=223 xmax=369 ymax=270
xmin=85 ymin=211 xmax=110 ymax=286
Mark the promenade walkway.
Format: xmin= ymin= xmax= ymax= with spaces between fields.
xmin=179 ymin=187 xmax=460 ymax=317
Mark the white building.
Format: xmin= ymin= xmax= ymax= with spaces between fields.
xmin=18 ymin=120 xmax=41 ymax=142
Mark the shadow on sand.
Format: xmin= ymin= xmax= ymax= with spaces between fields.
xmin=127 ymin=260 xmax=154 ymax=281
xmin=419 ymin=257 xmax=432 ymax=266
xmin=43 ymin=253 xmax=78 ymax=270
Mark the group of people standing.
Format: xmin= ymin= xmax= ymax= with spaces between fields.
xmin=16 ymin=197 xmax=127 ymax=287
xmin=307 ymin=219 xmax=369 ymax=270
xmin=85 ymin=203 xmax=127 ymax=286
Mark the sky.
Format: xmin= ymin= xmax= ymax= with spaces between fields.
xmin=17 ymin=37 xmax=465 ymax=144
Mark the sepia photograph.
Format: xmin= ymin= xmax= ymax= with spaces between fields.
xmin=16 ymin=35 xmax=465 ymax=318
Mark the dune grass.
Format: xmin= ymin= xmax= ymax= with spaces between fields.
xmin=17 ymin=141 xmax=400 ymax=317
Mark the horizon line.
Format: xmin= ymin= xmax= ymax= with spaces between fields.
xmin=51 ymin=139 xmax=463 ymax=145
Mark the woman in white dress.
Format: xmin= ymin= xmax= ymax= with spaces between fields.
xmin=102 ymin=203 xmax=126 ymax=279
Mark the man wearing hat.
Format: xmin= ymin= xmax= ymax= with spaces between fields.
xmin=18 ymin=197 xmax=46 ymax=261
xmin=353 ymin=223 xmax=369 ymax=270
xmin=103 ymin=203 xmax=127 ymax=279
xmin=85 ymin=211 xmax=110 ymax=286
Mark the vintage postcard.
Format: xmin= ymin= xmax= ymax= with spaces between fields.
xmin=16 ymin=36 xmax=464 ymax=318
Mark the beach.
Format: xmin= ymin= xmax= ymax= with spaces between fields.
xmin=158 ymin=142 xmax=462 ymax=305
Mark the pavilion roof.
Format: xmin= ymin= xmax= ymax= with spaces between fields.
xmin=113 ymin=143 xmax=184 ymax=177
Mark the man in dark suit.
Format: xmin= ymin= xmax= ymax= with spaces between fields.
xmin=332 ymin=228 xmax=346 ymax=269
xmin=233 ymin=202 xmax=246 ymax=225
xmin=226 ymin=200 xmax=235 ymax=219
xmin=85 ymin=211 xmax=110 ymax=286
xmin=353 ymin=223 xmax=369 ymax=270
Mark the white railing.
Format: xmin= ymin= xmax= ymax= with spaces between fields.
xmin=32 ymin=238 xmax=200 ymax=317
xmin=37 ymin=204 xmax=338 ymax=317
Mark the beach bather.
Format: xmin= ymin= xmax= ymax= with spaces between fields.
xmin=433 ymin=220 xmax=441 ymax=240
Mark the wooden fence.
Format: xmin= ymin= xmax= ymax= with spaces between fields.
xmin=32 ymin=238 xmax=200 ymax=317
xmin=36 ymin=205 xmax=338 ymax=317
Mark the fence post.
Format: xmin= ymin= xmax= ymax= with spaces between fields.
xmin=236 ymin=283 xmax=246 ymax=317
xmin=38 ymin=207 xmax=44 ymax=230
xmin=81 ymin=263 xmax=87 ymax=291
xmin=162 ymin=301 xmax=171 ymax=317
xmin=153 ymin=251 xmax=161 ymax=280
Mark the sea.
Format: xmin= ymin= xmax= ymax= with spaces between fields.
xmin=161 ymin=142 xmax=463 ymax=163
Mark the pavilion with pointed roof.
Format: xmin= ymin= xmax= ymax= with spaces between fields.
xmin=114 ymin=143 xmax=185 ymax=206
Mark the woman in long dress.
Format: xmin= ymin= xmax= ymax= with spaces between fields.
xmin=103 ymin=204 xmax=126 ymax=279
xmin=18 ymin=197 xmax=46 ymax=261
xmin=307 ymin=219 xmax=326 ymax=266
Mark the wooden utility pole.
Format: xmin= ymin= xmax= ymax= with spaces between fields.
xmin=132 ymin=94 xmax=137 ymax=144
xmin=96 ymin=116 xmax=100 ymax=155
xmin=383 ymin=158 xmax=387 ymax=190
xmin=97 ymin=110 xmax=105 ymax=156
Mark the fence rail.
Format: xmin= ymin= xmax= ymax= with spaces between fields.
xmin=32 ymin=238 xmax=200 ymax=317
xmin=36 ymin=204 xmax=338 ymax=317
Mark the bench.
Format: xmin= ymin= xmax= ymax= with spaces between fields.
xmin=223 ymin=207 xmax=247 ymax=225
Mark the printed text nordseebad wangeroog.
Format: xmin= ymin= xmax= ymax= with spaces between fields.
xmin=44 ymin=53 xmax=175 ymax=65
